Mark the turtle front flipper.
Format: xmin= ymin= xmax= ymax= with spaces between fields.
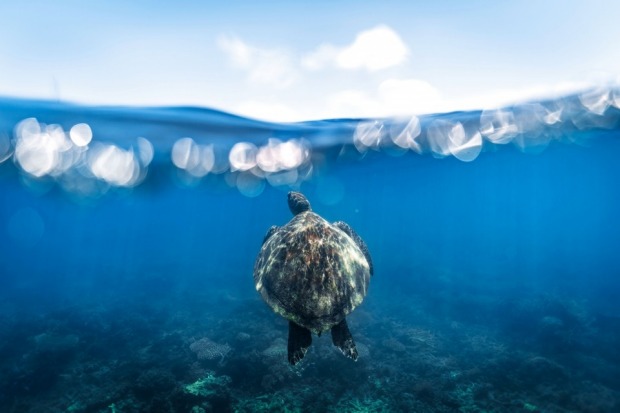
xmin=331 ymin=318 xmax=359 ymax=361
xmin=333 ymin=221 xmax=374 ymax=276
xmin=262 ymin=225 xmax=280 ymax=245
xmin=288 ymin=321 xmax=312 ymax=365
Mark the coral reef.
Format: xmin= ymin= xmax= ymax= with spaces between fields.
xmin=262 ymin=338 xmax=288 ymax=359
xmin=330 ymin=395 xmax=394 ymax=413
xmin=184 ymin=371 xmax=232 ymax=397
xmin=1 ymin=276 xmax=618 ymax=412
xmin=190 ymin=337 xmax=232 ymax=363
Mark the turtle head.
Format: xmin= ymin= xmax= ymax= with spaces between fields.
xmin=288 ymin=191 xmax=311 ymax=215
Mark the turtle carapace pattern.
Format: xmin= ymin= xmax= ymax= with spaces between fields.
xmin=254 ymin=191 xmax=373 ymax=365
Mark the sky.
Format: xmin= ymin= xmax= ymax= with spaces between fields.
xmin=1 ymin=1 xmax=619 ymax=121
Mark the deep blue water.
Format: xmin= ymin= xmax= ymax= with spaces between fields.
xmin=1 ymin=92 xmax=620 ymax=412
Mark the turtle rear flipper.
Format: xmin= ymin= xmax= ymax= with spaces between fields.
xmin=288 ymin=321 xmax=312 ymax=365
xmin=331 ymin=318 xmax=358 ymax=361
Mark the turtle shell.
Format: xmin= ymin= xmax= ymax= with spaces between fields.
xmin=254 ymin=211 xmax=370 ymax=334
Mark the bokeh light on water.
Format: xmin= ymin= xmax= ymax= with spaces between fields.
xmin=256 ymin=138 xmax=310 ymax=173
xmin=5 ymin=85 xmax=620 ymax=199
xmin=479 ymin=109 xmax=519 ymax=145
xmin=346 ymin=85 xmax=620 ymax=163
xmin=228 ymin=142 xmax=258 ymax=171
xmin=88 ymin=144 xmax=141 ymax=187
xmin=172 ymin=137 xmax=219 ymax=178
xmin=447 ymin=122 xmax=482 ymax=162
xmin=0 ymin=132 xmax=13 ymax=163
xmin=416 ymin=119 xmax=483 ymax=162
xmin=388 ymin=116 xmax=421 ymax=152
xmin=612 ymin=86 xmax=620 ymax=109
xmin=235 ymin=171 xmax=265 ymax=198
xmin=15 ymin=119 xmax=78 ymax=178
xmin=137 ymin=137 xmax=154 ymax=165
xmin=579 ymin=87 xmax=612 ymax=116
xmin=69 ymin=123 xmax=93 ymax=147
xmin=229 ymin=138 xmax=311 ymax=196
xmin=353 ymin=121 xmax=384 ymax=152
xmin=11 ymin=118 xmax=153 ymax=195
xmin=170 ymin=136 xmax=312 ymax=196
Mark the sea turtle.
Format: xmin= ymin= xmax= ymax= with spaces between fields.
xmin=254 ymin=191 xmax=373 ymax=365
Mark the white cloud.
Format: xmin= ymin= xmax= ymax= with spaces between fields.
xmin=326 ymin=90 xmax=381 ymax=118
xmin=378 ymin=79 xmax=442 ymax=113
xmin=326 ymin=78 xmax=442 ymax=118
xmin=216 ymin=28 xmax=602 ymax=121
xmin=323 ymin=79 xmax=607 ymax=121
xmin=337 ymin=26 xmax=409 ymax=71
xmin=447 ymin=81 xmax=594 ymax=112
xmin=216 ymin=25 xmax=409 ymax=93
xmin=217 ymin=35 xmax=298 ymax=88
xmin=302 ymin=25 xmax=409 ymax=72
xmin=226 ymin=78 xmax=603 ymax=122
xmin=216 ymin=36 xmax=252 ymax=67
xmin=300 ymin=44 xmax=339 ymax=71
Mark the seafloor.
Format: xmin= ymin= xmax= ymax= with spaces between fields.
xmin=1 ymin=265 xmax=618 ymax=413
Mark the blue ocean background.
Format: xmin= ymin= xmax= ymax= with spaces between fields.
xmin=1 ymin=90 xmax=620 ymax=412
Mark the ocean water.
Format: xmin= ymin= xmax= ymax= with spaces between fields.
xmin=1 ymin=89 xmax=620 ymax=412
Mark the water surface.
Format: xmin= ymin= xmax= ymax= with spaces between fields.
xmin=1 ymin=90 xmax=620 ymax=412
